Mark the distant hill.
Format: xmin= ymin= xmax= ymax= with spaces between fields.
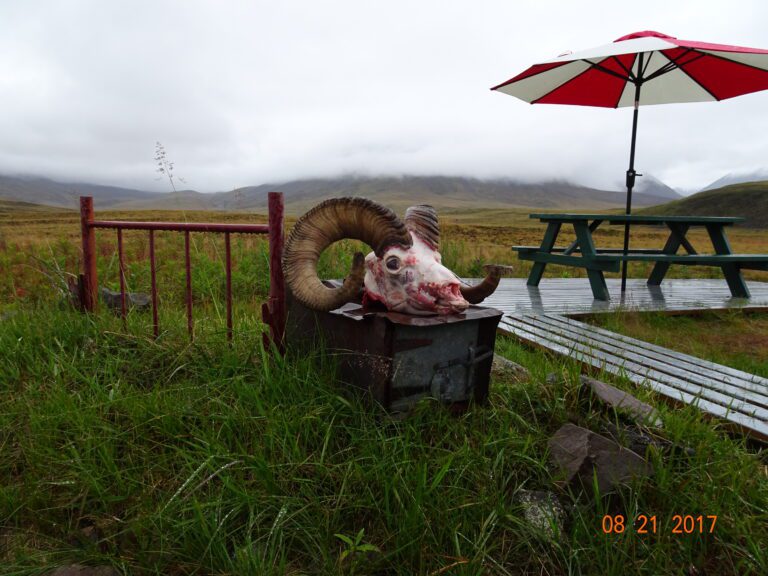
xmin=220 ymin=176 xmax=674 ymax=213
xmin=0 ymin=174 xmax=674 ymax=214
xmin=701 ymin=169 xmax=768 ymax=192
xmin=0 ymin=174 xmax=159 ymax=209
xmin=633 ymin=174 xmax=681 ymax=200
xmin=0 ymin=197 xmax=68 ymax=214
xmin=642 ymin=180 xmax=768 ymax=228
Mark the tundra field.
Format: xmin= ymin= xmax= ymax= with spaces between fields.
xmin=1 ymin=206 xmax=768 ymax=575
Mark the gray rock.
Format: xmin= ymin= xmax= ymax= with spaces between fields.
xmin=99 ymin=287 xmax=151 ymax=312
xmin=546 ymin=372 xmax=563 ymax=386
xmin=517 ymin=489 xmax=567 ymax=539
xmin=600 ymin=422 xmax=661 ymax=457
xmin=549 ymin=423 xmax=653 ymax=496
xmin=492 ymin=354 xmax=531 ymax=382
xmin=601 ymin=421 xmax=695 ymax=459
xmin=580 ymin=375 xmax=663 ymax=428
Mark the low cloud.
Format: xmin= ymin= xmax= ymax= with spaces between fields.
xmin=1 ymin=0 xmax=767 ymax=194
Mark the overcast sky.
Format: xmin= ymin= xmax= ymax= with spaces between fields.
xmin=1 ymin=0 xmax=767 ymax=194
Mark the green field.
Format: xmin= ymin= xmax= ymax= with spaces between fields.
xmin=1 ymin=206 xmax=768 ymax=575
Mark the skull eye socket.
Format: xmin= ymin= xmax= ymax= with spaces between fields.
xmin=385 ymin=256 xmax=401 ymax=272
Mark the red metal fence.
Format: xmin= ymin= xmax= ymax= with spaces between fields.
xmin=79 ymin=193 xmax=286 ymax=351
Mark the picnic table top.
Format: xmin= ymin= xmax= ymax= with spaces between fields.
xmin=529 ymin=213 xmax=745 ymax=225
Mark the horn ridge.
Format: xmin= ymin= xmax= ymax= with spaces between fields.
xmin=283 ymin=197 xmax=412 ymax=312
xmin=404 ymin=204 xmax=440 ymax=250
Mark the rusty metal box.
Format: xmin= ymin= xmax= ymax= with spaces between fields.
xmin=287 ymin=297 xmax=503 ymax=412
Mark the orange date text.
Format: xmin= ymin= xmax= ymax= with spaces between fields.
xmin=601 ymin=514 xmax=717 ymax=534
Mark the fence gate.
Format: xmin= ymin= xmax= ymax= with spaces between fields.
xmin=78 ymin=193 xmax=286 ymax=351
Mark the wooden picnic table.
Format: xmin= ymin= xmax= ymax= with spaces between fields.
xmin=512 ymin=214 xmax=768 ymax=301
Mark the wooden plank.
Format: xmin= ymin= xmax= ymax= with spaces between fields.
xmin=593 ymin=253 xmax=768 ymax=264
xmin=505 ymin=314 xmax=768 ymax=416
xmin=648 ymin=223 xmax=691 ymax=285
xmin=498 ymin=316 xmax=768 ymax=439
xmin=512 ymin=246 xmax=664 ymax=254
xmin=527 ymin=221 xmax=562 ymax=287
xmin=545 ymin=314 xmax=768 ymax=388
xmin=526 ymin=314 xmax=768 ymax=406
xmin=516 ymin=251 xmax=620 ymax=271
xmin=501 ymin=315 xmax=759 ymax=418
xmin=499 ymin=318 xmax=768 ymax=440
xmin=573 ymin=219 xmax=610 ymax=301
xmin=529 ymin=213 xmax=744 ymax=224
xmin=476 ymin=279 xmax=768 ymax=317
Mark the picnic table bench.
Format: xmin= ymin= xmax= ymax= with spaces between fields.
xmin=512 ymin=214 xmax=768 ymax=301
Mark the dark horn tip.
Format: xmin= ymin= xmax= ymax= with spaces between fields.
xmin=483 ymin=264 xmax=514 ymax=277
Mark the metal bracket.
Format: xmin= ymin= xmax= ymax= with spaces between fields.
xmin=430 ymin=345 xmax=494 ymax=403
xmin=625 ymin=169 xmax=643 ymax=189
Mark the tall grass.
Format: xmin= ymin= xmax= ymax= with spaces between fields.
xmin=1 ymin=309 xmax=767 ymax=574
xmin=1 ymin=208 xmax=767 ymax=574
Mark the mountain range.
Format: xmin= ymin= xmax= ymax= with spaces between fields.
xmin=0 ymin=174 xmax=678 ymax=214
xmin=701 ymin=168 xmax=768 ymax=192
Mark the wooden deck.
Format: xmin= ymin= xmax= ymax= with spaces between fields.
xmin=475 ymin=278 xmax=768 ymax=316
xmin=472 ymin=278 xmax=768 ymax=441
xmin=499 ymin=313 xmax=768 ymax=441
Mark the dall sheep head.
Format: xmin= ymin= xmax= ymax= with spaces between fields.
xmin=282 ymin=198 xmax=506 ymax=315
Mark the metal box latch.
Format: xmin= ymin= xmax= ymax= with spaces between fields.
xmin=430 ymin=345 xmax=494 ymax=403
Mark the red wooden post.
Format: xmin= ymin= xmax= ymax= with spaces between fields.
xmin=80 ymin=196 xmax=98 ymax=311
xmin=184 ymin=230 xmax=194 ymax=340
xmin=149 ymin=230 xmax=159 ymax=337
xmin=225 ymin=232 xmax=233 ymax=342
xmin=264 ymin=191 xmax=285 ymax=352
xmin=117 ymin=228 xmax=127 ymax=325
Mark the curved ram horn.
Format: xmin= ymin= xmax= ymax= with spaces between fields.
xmin=404 ymin=204 xmax=440 ymax=250
xmin=460 ymin=264 xmax=514 ymax=304
xmin=283 ymin=197 xmax=412 ymax=312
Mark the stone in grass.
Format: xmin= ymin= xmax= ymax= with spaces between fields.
xmin=47 ymin=566 xmax=120 ymax=576
xmin=492 ymin=354 xmax=531 ymax=382
xmin=600 ymin=421 xmax=696 ymax=459
xmin=545 ymin=372 xmax=563 ymax=386
xmin=580 ymin=375 xmax=663 ymax=428
xmin=549 ymin=423 xmax=653 ymax=497
xmin=99 ymin=287 xmax=151 ymax=312
xmin=517 ymin=489 xmax=567 ymax=540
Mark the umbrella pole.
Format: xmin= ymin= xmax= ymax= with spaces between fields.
xmin=621 ymin=80 xmax=642 ymax=294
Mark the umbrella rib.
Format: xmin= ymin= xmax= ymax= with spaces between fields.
xmin=531 ymin=65 xmax=597 ymax=104
xmin=613 ymin=54 xmax=639 ymax=108
xmin=640 ymin=51 xmax=655 ymax=79
xmin=532 ymin=58 xmax=631 ymax=105
xmin=490 ymin=62 xmax=570 ymax=91
xmin=670 ymin=57 xmax=720 ymax=101
xmin=693 ymin=49 xmax=768 ymax=74
xmin=644 ymin=49 xmax=702 ymax=82
xmin=581 ymin=59 xmax=632 ymax=82
xmin=610 ymin=55 xmax=637 ymax=82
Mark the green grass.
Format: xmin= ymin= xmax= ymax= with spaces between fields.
xmin=2 ymin=207 xmax=768 ymax=574
xmin=642 ymin=180 xmax=768 ymax=228
xmin=1 ymin=308 xmax=767 ymax=575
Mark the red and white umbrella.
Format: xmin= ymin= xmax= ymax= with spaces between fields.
xmin=492 ymin=30 xmax=768 ymax=293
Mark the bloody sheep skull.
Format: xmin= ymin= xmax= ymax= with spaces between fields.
xmin=282 ymin=198 xmax=506 ymax=315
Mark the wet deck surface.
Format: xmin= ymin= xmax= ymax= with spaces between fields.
xmin=475 ymin=278 xmax=768 ymax=442
xmin=499 ymin=313 xmax=768 ymax=442
xmin=472 ymin=278 xmax=768 ymax=316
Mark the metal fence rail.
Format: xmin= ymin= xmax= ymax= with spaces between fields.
xmin=79 ymin=193 xmax=286 ymax=351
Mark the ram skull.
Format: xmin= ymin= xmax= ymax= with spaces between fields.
xmin=282 ymin=198 xmax=507 ymax=315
